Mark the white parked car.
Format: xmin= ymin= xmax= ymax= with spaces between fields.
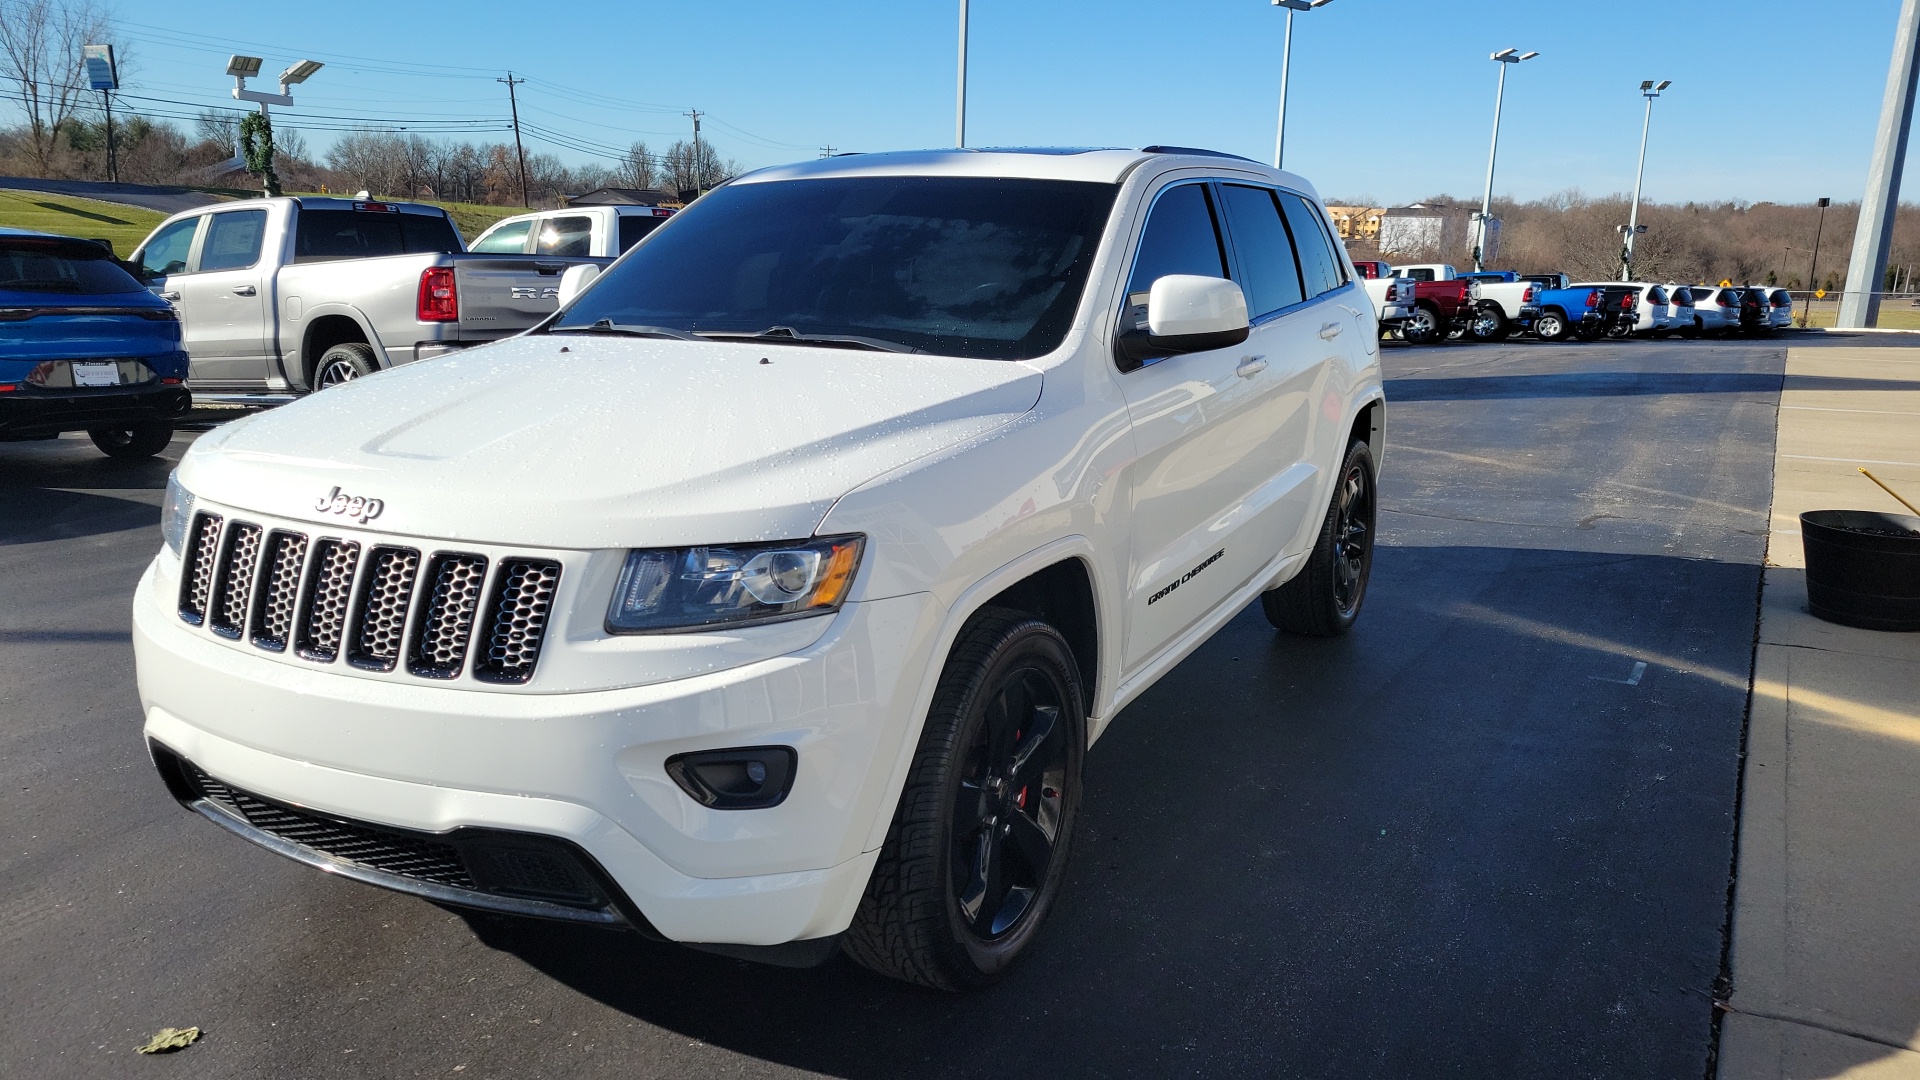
xmin=468 ymin=204 xmax=677 ymax=258
xmin=1763 ymin=287 xmax=1794 ymax=329
xmin=134 ymin=148 xmax=1386 ymax=990
xmin=1684 ymin=286 xmax=1743 ymax=336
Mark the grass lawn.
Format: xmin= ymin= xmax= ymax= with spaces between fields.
xmin=0 ymin=190 xmax=165 ymax=255
xmin=1795 ymin=299 xmax=1920 ymax=331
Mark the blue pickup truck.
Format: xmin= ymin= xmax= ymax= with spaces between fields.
xmin=0 ymin=228 xmax=190 ymax=458
xmin=1515 ymin=273 xmax=1608 ymax=342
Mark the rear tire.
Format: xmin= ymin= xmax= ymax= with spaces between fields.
xmin=843 ymin=611 xmax=1085 ymax=991
xmin=1263 ymin=440 xmax=1377 ymax=637
xmin=1401 ymin=304 xmax=1443 ymax=345
xmin=88 ymin=422 xmax=173 ymax=460
xmin=313 ymin=342 xmax=377 ymax=390
xmin=1468 ymin=304 xmax=1509 ymax=342
xmin=1534 ymin=310 xmax=1570 ymax=342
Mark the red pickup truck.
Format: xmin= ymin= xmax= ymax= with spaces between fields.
xmin=1353 ymin=260 xmax=1474 ymax=345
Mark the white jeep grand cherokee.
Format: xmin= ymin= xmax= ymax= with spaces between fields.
xmin=135 ymin=147 xmax=1385 ymax=990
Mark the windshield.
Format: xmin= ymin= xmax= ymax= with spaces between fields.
xmin=550 ymin=175 xmax=1118 ymax=360
xmin=0 ymin=239 xmax=144 ymax=294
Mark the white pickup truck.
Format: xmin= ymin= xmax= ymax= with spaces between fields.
xmin=1393 ymin=263 xmax=1535 ymax=342
xmin=128 ymin=197 xmax=609 ymax=393
xmin=468 ymin=204 xmax=677 ymax=258
xmin=133 ymin=148 xmax=1385 ymax=991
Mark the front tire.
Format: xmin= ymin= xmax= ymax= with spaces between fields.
xmin=843 ymin=612 xmax=1085 ymax=991
xmin=1263 ymin=439 xmax=1377 ymax=637
xmin=313 ymin=342 xmax=378 ymax=390
xmin=88 ymin=422 xmax=174 ymax=459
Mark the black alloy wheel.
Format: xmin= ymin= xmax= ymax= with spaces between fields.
xmin=1606 ymin=317 xmax=1634 ymax=339
xmin=1264 ymin=438 xmax=1377 ymax=636
xmin=843 ymin=612 xmax=1085 ymax=991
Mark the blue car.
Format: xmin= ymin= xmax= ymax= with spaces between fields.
xmin=0 ymin=228 xmax=191 ymax=458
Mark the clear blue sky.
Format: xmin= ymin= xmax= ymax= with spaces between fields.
xmin=102 ymin=0 xmax=1910 ymax=206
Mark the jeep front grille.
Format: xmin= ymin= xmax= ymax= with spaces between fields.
xmin=177 ymin=512 xmax=223 ymax=625
xmin=175 ymin=516 xmax=559 ymax=683
xmin=475 ymin=559 xmax=562 ymax=684
xmin=347 ymin=546 xmax=420 ymax=672
xmin=208 ymin=522 xmax=263 ymax=639
xmin=296 ymin=538 xmax=360 ymax=662
xmin=409 ymin=553 xmax=488 ymax=678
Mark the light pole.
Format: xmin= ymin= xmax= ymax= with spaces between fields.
xmin=227 ymin=55 xmax=321 ymax=196
xmin=956 ymin=0 xmax=969 ymax=148
xmin=1621 ymin=79 xmax=1670 ymax=281
xmin=81 ymin=44 xmax=117 ymax=183
xmin=1474 ymin=47 xmax=1538 ymax=272
xmin=1270 ymin=0 xmax=1335 ymax=171
xmin=1802 ymin=197 xmax=1832 ymax=326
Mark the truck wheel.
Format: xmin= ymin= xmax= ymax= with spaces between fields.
xmin=88 ymin=422 xmax=174 ymax=460
xmin=843 ymin=611 xmax=1085 ymax=991
xmin=1534 ymin=310 xmax=1569 ymax=342
xmin=314 ymin=342 xmax=378 ymax=390
xmin=1263 ymin=439 xmax=1376 ymax=637
xmin=1469 ymin=304 xmax=1509 ymax=341
xmin=1573 ymin=320 xmax=1606 ymax=341
xmin=1401 ymin=305 xmax=1442 ymax=345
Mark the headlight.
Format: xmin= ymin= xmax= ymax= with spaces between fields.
xmin=161 ymin=472 xmax=194 ymax=556
xmin=607 ymin=535 xmax=864 ymax=633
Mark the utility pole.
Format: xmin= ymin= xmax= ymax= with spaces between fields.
xmin=819 ymin=145 xmax=836 ymax=158
xmin=1622 ymin=80 xmax=1670 ymax=281
xmin=498 ymin=73 xmax=528 ymax=208
xmin=685 ymin=109 xmax=705 ymax=193
xmin=1802 ymin=197 xmax=1832 ymax=326
xmin=1840 ymin=0 xmax=1920 ymax=326
xmin=955 ymin=0 xmax=969 ymax=148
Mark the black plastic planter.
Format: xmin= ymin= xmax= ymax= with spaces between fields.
xmin=1801 ymin=510 xmax=1920 ymax=631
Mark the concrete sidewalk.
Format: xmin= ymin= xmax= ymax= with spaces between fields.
xmin=1721 ymin=346 xmax=1920 ymax=1079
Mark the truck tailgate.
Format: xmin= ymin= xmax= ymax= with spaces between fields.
xmin=453 ymin=255 xmax=612 ymax=340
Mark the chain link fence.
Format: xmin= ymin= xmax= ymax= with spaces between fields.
xmin=1780 ymin=289 xmax=1920 ymax=330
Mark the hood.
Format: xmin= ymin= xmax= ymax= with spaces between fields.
xmin=180 ymin=335 xmax=1043 ymax=548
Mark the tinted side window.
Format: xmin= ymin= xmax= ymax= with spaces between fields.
xmin=1403 ymin=267 xmax=1435 ymax=282
xmin=139 ymin=217 xmax=198 ymax=278
xmin=1649 ymin=286 xmax=1668 ymax=304
xmin=535 ymin=215 xmax=594 ymax=256
xmin=1278 ymin=192 xmax=1341 ymax=297
xmin=294 ymin=210 xmax=462 ymax=260
xmin=1219 ymin=184 xmax=1305 ymax=318
xmin=471 ymin=219 xmax=532 ymax=253
xmin=617 ymin=214 xmax=666 ymax=253
xmin=198 ymin=209 xmax=267 ymax=272
xmin=1126 ymin=183 xmax=1227 ymax=297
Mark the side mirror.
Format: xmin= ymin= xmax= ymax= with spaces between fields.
xmin=555 ymin=263 xmax=602 ymax=309
xmin=1116 ymin=274 xmax=1250 ymax=371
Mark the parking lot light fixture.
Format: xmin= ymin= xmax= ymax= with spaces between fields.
xmin=225 ymin=55 xmax=262 ymax=79
xmin=1271 ymin=0 xmax=1336 ymax=171
xmin=1622 ymin=79 xmax=1670 ymax=281
xmin=279 ymin=59 xmax=323 ymax=93
xmin=1475 ymin=47 xmax=1538 ymax=272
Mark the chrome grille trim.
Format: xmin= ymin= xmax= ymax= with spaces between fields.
xmin=208 ymin=522 xmax=263 ymax=639
xmin=177 ymin=512 xmax=223 ymax=625
xmin=295 ymin=538 xmax=360 ymax=663
xmin=474 ymin=559 xmax=561 ymax=684
xmin=347 ymin=546 xmax=420 ymax=672
xmin=408 ymin=553 xmax=488 ymax=679
xmin=249 ymin=530 xmax=309 ymax=652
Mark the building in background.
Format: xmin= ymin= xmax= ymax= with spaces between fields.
xmin=1327 ymin=206 xmax=1385 ymax=242
xmin=1378 ymin=203 xmax=1487 ymax=262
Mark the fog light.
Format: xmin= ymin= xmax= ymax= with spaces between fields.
xmin=665 ymin=746 xmax=797 ymax=810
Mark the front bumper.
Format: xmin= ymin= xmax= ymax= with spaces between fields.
xmin=0 ymin=381 xmax=190 ymax=438
xmin=133 ymin=560 xmax=939 ymax=946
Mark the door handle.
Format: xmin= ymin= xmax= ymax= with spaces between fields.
xmin=1319 ymin=321 xmax=1343 ymax=340
xmin=1235 ymin=355 xmax=1267 ymax=379
xmin=232 ymin=285 xmax=257 ymax=296
xmin=159 ymin=291 xmax=181 ymax=301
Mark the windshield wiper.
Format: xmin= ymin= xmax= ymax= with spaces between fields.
xmin=699 ymin=326 xmax=921 ymax=353
xmin=549 ymin=319 xmax=700 ymax=340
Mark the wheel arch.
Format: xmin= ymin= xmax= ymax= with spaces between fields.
xmin=298 ymin=309 xmax=384 ymax=390
xmin=1349 ymin=397 xmax=1385 ymax=472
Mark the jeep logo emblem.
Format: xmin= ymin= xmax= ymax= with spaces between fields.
xmin=315 ymin=485 xmax=384 ymax=524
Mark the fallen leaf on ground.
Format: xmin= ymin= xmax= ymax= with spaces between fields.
xmin=135 ymin=1027 xmax=201 ymax=1054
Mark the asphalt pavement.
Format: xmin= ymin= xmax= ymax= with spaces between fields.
xmin=0 ymin=334 xmax=1858 ymax=1078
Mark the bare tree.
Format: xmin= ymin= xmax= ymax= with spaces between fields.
xmin=0 ymin=0 xmax=112 ymax=176
xmin=663 ymin=138 xmax=735 ymax=198
xmin=620 ymin=140 xmax=656 ymax=189
xmin=195 ymin=109 xmax=238 ymax=153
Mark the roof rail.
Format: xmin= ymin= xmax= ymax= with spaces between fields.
xmin=1140 ymin=145 xmax=1262 ymax=164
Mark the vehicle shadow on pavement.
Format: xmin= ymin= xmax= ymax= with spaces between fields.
xmin=0 ymin=487 xmax=159 ymax=546
xmin=454 ymin=542 xmax=1759 ymax=1080
xmin=0 ymin=440 xmax=176 ymax=492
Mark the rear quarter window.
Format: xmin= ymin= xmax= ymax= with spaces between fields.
xmin=293 ymin=209 xmax=462 ymax=260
